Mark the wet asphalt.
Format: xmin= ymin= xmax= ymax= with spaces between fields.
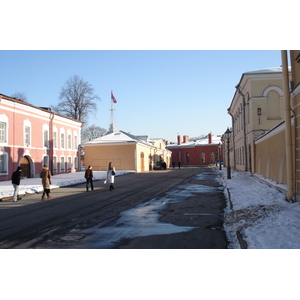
xmin=0 ymin=166 xmax=228 ymax=249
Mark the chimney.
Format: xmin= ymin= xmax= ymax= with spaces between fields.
xmin=177 ymin=135 xmax=181 ymax=145
xmin=183 ymin=135 xmax=189 ymax=143
xmin=208 ymin=133 xmax=212 ymax=144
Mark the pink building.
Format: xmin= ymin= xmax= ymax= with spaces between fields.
xmin=0 ymin=94 xmax=83 ymax=181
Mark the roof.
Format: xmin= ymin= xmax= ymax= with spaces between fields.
xmin=0 ymin=93 xmax=84 ymax=125
xmin=83 ymin=130 xmax=171 ymax=153
xmin=166 ymin=134 xmax=222 ymax=148
xmin=243 ymin=67 xmax=290 ymax=75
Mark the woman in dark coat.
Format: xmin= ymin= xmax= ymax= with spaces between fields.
xmin=85 ymin=165 xmax=94 ymax=192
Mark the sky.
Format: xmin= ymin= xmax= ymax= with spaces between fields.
xmin=0 ymin=1 xmax=296 ymax=143
xmin=0 ymin=50 xmax=283 ymax=142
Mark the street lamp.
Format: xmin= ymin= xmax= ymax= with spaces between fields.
xmin=225 ymin=128 xmax=231 ymax=179
xmin=218 ymin=142 xmax=222 ymax=170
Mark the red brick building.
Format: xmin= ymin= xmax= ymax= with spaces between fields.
xmin=0 ymin=94 xmax=83 ymax=181
xmin=166 ymin=133 xmax=223 ymax=166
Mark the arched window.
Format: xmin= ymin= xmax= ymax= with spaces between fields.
xmin=267 ymin=90 xmax=281 ymax=119
xmin=263 ymin=86 xmax=283 ymax=120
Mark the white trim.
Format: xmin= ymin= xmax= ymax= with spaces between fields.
xmin=263 ymin=86 xmax=284 ymax=97
xmin=255 ymin=122 xmax=285 ymax=144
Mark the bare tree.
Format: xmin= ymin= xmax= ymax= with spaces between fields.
xmin=52 ymin=75 xmax=100 ymax=122
xmin=81 ymin=125 xmax=107 ymax=143
xmin=11 ymin=92 xmax=27 ymax=102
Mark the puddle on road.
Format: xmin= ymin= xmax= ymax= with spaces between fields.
xmin=195 ymin=173 xmax=217 ymax=181
xmin=78 ymin=195 xmax=196 ymax=248
xmin=73 ymin=181 xmax=223 ymax=248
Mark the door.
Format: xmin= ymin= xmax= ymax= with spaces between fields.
xmin=20 ymin=156 xmax=30 ymax=178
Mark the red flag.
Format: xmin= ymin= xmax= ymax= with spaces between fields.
xmin=111 ymin=92 xmax=117 ymax=103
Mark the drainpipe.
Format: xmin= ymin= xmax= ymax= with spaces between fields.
xmin=236 ymin=85 xmax=248 ymax=172
xmin=281 ymin=50 xmax=294 ymax=201
xmin=227 ymin=110 xmax=236 ymax=170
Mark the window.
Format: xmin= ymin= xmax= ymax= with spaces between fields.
xmin=74 ymin=135 xmax=78 ymax=150
xmin=267 ymin=90 xmax=281 ymax=119
xmin=0 ymin=152 xmax=8 ymax=174
xmin=74 ymin=156 xmax=78 ymax=171
xmin=61 ymin=133 xmax=65 ymax=148
xmin=53 ymin=156 xmax=57 ymax=172
xmin=60 ymin=156 xmax=65 ymax=172
xmin=210 ymin=152 xmax=215 ymax=163
xmin=25 ymin=126 xmax=31 ymax=146
xmin=67 ymin=157 xmax=72 ymax=171
xmin=201 ymin=152 xmax=205 ymax=163
xmin=42 ymin=155 xmax=49 ymax=167
xmin=53 ymin=132 xmax=57 ymax=148
xmin=185 ymin=152 xmax=190 ymax=163
xmin=0 ymin=122 xmax=7 ymax=143
xmin=44 ymin=130 xmax=49 ymax=147
xmin=68 ymin=134 xmax=72 ymax=149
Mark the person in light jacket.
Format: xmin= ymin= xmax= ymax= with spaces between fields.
xmin=106 ymin=162 xmax=115 ymax=191
xmin=40 ymin=164 xmax=51 ymax=200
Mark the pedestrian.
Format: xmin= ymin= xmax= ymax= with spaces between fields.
xmin=11 ymin=166 xmax=22 ymax=202
xmin=172 ymin=161 xmax=175 ymax=169
xmin=106 ymin=162 xmax=116 ymax=191
xmin=178 ymin=161 xmax=181 ymax=169
xmin=40 ymin=164 xmax=51 ymax=201
xmin=85 ymin=165 xmax=94 ymax=192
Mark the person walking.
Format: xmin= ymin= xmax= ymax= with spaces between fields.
xmin=85 ymin=165 xmax=94 ymax=192
xmin=11 ymin=166 xmax=22 ymax=202
xmin=40 ymin=164 xmax=51 ymax=201
xmin=106 ymin=162 xmax=116 ymax=191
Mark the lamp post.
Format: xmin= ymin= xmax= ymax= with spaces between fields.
xmin=225 ymin=128 xmax=231 ymax=179
xmin=218 ymin=142 xmax=222 ymax=170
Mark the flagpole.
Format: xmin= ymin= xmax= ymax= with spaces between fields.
xmin=110 ymin=90 xmax=116 ymax=132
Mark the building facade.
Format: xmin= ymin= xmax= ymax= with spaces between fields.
xmin=166 ymin=133 xmax=222 ymax=166
xmin=0 ymin=94 xmax=83 ymax=181
xmin=227 ymin=67 xmax=289 ymax=173
xmin=83 ymin=130 xmax=172 ymax=172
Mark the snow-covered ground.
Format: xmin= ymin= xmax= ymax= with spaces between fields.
xmin=1 ymin=167 xmax=300 ymax=249
xmin=217 ymin=167 xmax=300 ymax=249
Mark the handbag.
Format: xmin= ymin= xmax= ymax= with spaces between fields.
xmin=112 ymin=170 xmax=116 ymax=176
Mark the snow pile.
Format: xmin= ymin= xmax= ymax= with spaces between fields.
xmin=217 ymin=168 xmax=300 ymax=249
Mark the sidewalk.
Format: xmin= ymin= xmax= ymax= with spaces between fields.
xmin=216 ymin=167 xmax=300 ymax=249
xmin=0 ymin=170 xmax=134 ymax=201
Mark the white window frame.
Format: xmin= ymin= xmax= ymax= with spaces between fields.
xmin=60 ymin=156 xmax=65 ymax=172
xmin=53 ymin=156 xmax=58 ymax=173
xmin=43 ymin=124 xmax=49 ymax=148
xmin=0 ymin=151 xmax=8 ymax=175
xmin=24 ymin=119 xmax=31 ymax=147
xmin=0 ymin=114 xmax=8 ymax=144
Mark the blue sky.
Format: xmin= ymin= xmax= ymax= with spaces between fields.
xmin=0 ymin=50 xmax=283 ymax=142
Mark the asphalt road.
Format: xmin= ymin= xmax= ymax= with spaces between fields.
xmin=0 ymin=167 xmax=228 ymax=249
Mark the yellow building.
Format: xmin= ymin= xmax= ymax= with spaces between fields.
xmin=228 ymin=67 xmax=288 ymax=173
xmin=83 ymin=130 xmax=172 ymax=172
xmin=254 ymin=51 xmax=300 ymax=201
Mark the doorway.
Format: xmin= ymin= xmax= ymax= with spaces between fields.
xmin=20 ymin=155 xmax=31 ymax=178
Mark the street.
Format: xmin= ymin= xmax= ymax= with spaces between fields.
xmin=0 ymin=167 xmax=228 ymax=249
